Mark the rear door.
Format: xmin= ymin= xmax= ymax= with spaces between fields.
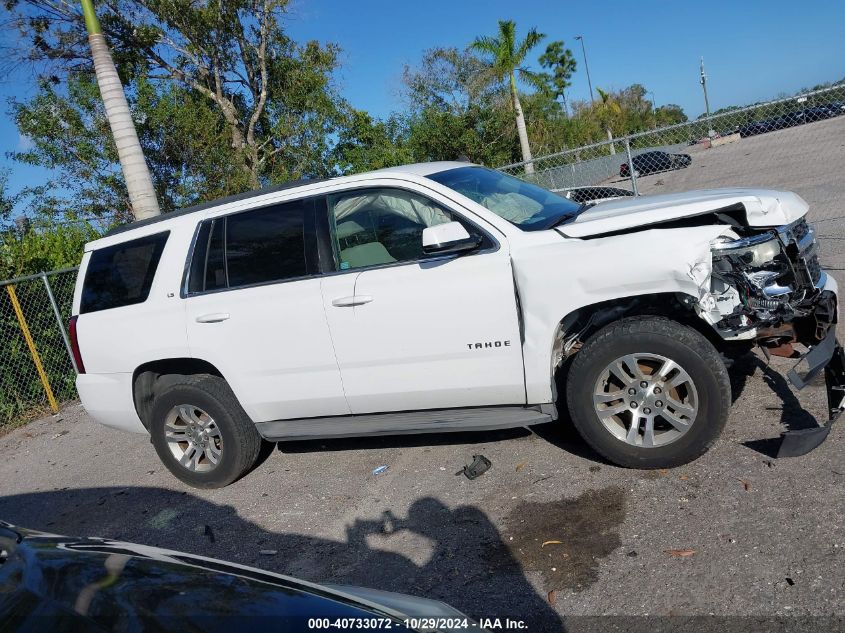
xmin=184 ymin=199 xmax=349 ymax=423
xmin=317 ymin=185 xmax=525 ymax=414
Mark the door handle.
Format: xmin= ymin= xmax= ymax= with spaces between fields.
xmin=331 ymin=295 xmax=374 ymax=307
xmin=195 ymin=313 xmax=230 ymax=323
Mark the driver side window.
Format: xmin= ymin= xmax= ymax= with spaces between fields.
xmin=327 ymin=188 xmax=456 ymax=270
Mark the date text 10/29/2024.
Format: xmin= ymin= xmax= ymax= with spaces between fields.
xmin=307 ymin=617 xmax=528 ymax=630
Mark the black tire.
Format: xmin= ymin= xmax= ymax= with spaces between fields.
xmin=565 ymin=316 xmax=731 ymax=469
xmin=149 ymin=374 xmax=262 ymax=488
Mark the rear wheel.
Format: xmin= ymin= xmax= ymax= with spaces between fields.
xmin=565 ymin=317 xmax=730 ymax=468
xmin=149 ymin=374 xmax=262 ymax=488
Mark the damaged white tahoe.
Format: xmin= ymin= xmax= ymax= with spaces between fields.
xmin=71 ymin=163 xmax=843 ymax=488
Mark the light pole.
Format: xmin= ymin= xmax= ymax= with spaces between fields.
xmin=700 ymin=57 xmax=715 ymax=137
xmin=574 ymin=35 xmax=595 ymax=104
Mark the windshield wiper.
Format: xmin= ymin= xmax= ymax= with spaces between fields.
xmin=541 ymin=202 xmax=592 ymax=230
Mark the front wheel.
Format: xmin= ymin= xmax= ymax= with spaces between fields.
xmin=565 ymin=317 xmax=731 ymax=468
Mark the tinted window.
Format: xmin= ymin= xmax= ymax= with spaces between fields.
xmin=81 ymin=232 xmax=169 ymax=313
xmin=187 ymin=221 xmax=211 ymax=294
xmin=187 ymin=219 xmax=227 ymax=293
xmin=187 ymin=203 xmax=307 ymax=293
xmin=205 ymin=219 xmax=227 ymax=290
xmin=226 ymin=205 xmax=306 ymax=287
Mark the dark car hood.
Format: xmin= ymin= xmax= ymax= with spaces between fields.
xmin=0 ymin=523 xmax=473 ymax=632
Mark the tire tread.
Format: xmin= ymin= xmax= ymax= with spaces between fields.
xmin=565 ymin=316 xmax=731 ymax=468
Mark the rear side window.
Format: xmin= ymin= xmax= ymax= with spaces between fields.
xmin=81 ymin=232 xmax=169 ymax=313
xmin=187 ymin=202 xmax=307 ymax=294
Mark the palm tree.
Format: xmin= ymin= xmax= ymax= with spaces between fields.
xmin=472 ymin=20 xmax=546 ymax=174
xmin=80 ymin=0 xmax=160 ymax=220
xmin=595 ymin=88 xmax=623 ymax=155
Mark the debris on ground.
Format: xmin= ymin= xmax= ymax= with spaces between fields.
xmin=456 ymin=454 xmax=491 ymax=480
xmin=204 ymin=525 xmax=215 ymax=544
xmin=658 ymin=469 xmax=669 ymax=475
xmin=679 ymin=475 xmax=690 ymax=481
xmin=259 ymin=549 xmax=278 ymax=556
xmin=547 ymin=589 xmax=557 ymax=605
xmin=626 ymin=551 xmax=638 ymax=557
xmin=664 ymin=548 xmax=696 ymax=557
xmin=515 ymin=462 xmax=527 ymax=472
xmin=372 ymin=465 xmax=389 ymax=475
xmin=541 ymin=540 xmax=563 ymax=548
xmin=737 ymin=478 xmax=752 ymax=491
xmin=786 ymin=577 xmax=795 ymax=586
xmin=588 ymin=466 xmax=601 ymax=473
xmin=51 ymin=431 xmax=69 ymax=439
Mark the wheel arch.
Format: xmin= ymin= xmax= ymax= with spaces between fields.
xmin=551 ymin=291 xmax=729 ymax=383
xmin=132 ymin=358 xmax=227 ymax=431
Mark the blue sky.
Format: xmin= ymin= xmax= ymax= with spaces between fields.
xmin=2 ymin=0 xmax=844 ymax=202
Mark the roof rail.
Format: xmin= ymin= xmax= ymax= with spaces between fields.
xmin=103 ymin=177 xmax=329 ymax=237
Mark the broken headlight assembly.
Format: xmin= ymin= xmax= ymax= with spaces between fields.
xmin=712 ymin=232 xmax=782 ymax=267
xmin=709 ymin=231 xmax=802 ymax=331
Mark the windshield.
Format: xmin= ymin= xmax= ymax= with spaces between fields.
xmin=427 ymin=166 xmax=581 ymax=231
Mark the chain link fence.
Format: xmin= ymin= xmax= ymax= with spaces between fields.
xmin=0 ymin=267 xmax=79 ymax=433
xmin=498 ymin=84 xmax=845 ymax=268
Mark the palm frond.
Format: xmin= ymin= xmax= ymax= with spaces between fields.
xmin=517 ymin=67 xmax=550 ymax=93
xmin=470 ymin=34 xmax=501 ymax=57
xmin=516 ymin=27 xmax=546 ymax=63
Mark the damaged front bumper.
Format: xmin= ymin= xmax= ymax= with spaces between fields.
xmin=704 ymin=218 xmax=843 ymax=457
xmin=778 ymin=324 xmax=845 ymax=457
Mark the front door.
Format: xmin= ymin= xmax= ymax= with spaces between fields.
xmin=318 ymin=186 xmax=525 ymax=414
xmin=184 ymin=199 xmax=349 ymax=423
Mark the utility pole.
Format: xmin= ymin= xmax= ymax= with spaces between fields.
xmin=574 ymin=35 xmax=595 ymax=104
xmin=700 ymin=57 xmax=716 ymax=138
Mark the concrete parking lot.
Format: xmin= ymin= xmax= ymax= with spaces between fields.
xmin=619 ymin=115 xmax=845 ymax=269
xmin=3 ymin=124 xmax=845 ymax=631
xmin=2 ymin=343 xmax=844 ymax=631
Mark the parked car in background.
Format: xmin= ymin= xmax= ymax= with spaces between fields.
xmin=0 ymin=521 xmax=479 ymax=632
xmin=555 ymin=186 xmax=635 ymax=204
xmin=827 ymin=100 xmax=845 ymax=115
xmin=800 ymin=105 xmax=836 ymax=121
xmin=739 ymin=106 xmax=836 ymax=137
xmin=619 ymin=151 xmax=692 ymax=177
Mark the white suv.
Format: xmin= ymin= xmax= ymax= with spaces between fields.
xmin=71 ymin=162 xmax=843 ymax=488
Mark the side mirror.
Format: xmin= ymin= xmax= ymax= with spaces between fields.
xmin=422 ymin=222 xmax=482 ymax=256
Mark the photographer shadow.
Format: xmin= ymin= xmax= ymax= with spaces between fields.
xmin=0 ymin=487 xmax=565 ymax=632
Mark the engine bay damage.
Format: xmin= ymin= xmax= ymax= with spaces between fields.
xmin=693 ymin=217 xmax=836 ymax=353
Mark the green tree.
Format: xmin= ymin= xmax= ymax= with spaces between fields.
xmin=653 ymin=104 xmax=688 ymax=127
xmin=595 ymin=87 xmax=623 ymax=154
xmin=402 ymin=47 xmax=518 ymax=166
xmin=80 ymin=0 xmax=160 ymax=220
xmin=8 ymin=0 xmax=345 ymax=201
xmin=333 ymin=110 xmax=413 ymax=173
xmin=11 ymin=74 xmax=249 ymax=222
xmin=538 ymin=41 xmax=577 ymax=116
xmin=471 ymin=20 xmax=546 ymax=173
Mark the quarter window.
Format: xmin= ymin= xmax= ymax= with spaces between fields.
xmin=81 ymin=232 xmax=169 ymax=313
